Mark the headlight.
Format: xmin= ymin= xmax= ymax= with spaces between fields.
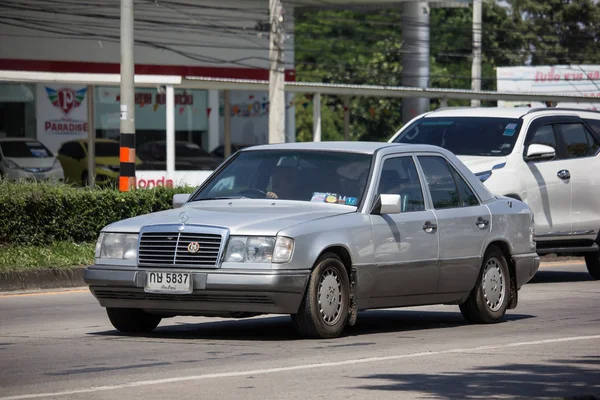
xmin=3 ymin=159 xmax=19 ymax=169
xmin=224 ymin=236 xmax=294 ymax=263
xmin=98 ymin=233 xmax=138 ymax=260
xmin=95 ymin=232 xmax=105 ymax=258
xmin=475 ymin=170 xmax=492 ymax=183
xmin=273 ymin=237 xmax=294 ymax=263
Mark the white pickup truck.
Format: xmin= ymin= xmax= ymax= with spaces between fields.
xmin=389 ymin=107 xmax=600 ymax=279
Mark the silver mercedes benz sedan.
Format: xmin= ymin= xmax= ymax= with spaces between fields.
xmin=85 ymin=142 xmax=540 ymax=339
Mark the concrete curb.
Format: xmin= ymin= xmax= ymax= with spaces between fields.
xmin=0 ymin=267 xmax=86 ymax=292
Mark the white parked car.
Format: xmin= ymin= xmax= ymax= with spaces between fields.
xmin=389 ymin=107 xmax=600 ymax=279
xmin=0 ymin=138 xmax=64 ymax=182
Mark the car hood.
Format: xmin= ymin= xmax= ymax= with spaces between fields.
xmin=456 ymin=155 xmax=508 ymax=174
xmin=5 ymin=157 xmax=55 ymax=169
xmin=105 ymin=200 xmax=356 ymax=236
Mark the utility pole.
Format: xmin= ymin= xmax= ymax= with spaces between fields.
xmin=119 ymin=0 xmax=136 ymax=192
xmin=268 ymin=0 xmax=285 ymax=144
xmin=471 ymin=0 xmax=482 ymax=107
xmin=401 ymin=1 xmax=430 ymax=123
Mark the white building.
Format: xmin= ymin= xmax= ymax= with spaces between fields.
xmin=0 ymin=0 xmax=297 ymax=186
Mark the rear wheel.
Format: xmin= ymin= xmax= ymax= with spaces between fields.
xmin=291 ymin=253 xmax=350 ymax=339
xmin=584 ymin=252 xmax=600 ymax=280
xmin=460 ymin=246 xmax=510 ymax=324
xmin=106 ymin=308 xmax=162 ymax=333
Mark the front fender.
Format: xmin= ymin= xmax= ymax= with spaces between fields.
xmin=275 ymin=213 xmax=375 ymax=271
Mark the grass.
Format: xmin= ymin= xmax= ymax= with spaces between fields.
xmin=0 ymin=241 xmax=95 ymax=272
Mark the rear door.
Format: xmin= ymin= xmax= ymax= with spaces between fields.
xmin=416 ymin=154 xmax=492 ymax=294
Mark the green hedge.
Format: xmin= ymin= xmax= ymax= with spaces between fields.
xmin=0 ymin=181 xmax=196 ymax=246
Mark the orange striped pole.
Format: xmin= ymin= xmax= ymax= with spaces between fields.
xmin=119 ymin=135 xmax=136 ymax=191
xmin=119 ymin=0 xmax=136 ymax=192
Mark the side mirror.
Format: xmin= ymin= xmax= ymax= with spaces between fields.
xmin=525 ymin=144 xmax=556 ymax=161
xmin=372 ymin=194 xmax=402 ymax=215
xmin=173 ymin=193 xmax=190 ymax=209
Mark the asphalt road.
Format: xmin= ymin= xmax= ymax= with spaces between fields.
xmin=0 ymin=262 xmax=599 ymax=400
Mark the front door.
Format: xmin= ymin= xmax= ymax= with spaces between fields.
xmin=370 ymin=155 xmax=439 ymax=305
xmin=555 ymin=121 xmax=600 ymax=237
xmin=521 ymin=122 xmax=572 ymax=236
xmin=416 ymin=155 xmax=491 ymax=294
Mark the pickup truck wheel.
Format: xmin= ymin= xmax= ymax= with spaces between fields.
xmin=460 ymin=247 xmax=510 ymax=324
xmin=584 ymin=253 xmax=600 ymax=280
xmin=291 ymin=253 xmax=349 ymax=339
xmin=106 ymin=308 xmax=162 ymax=333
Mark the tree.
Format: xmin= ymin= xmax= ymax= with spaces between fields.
xmin=293 ymin=2 xmax=529 ymax=142
xmin=509 ymin=0 xmax=600 ymax=65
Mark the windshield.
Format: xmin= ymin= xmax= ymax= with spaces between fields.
xmin=0 ymin=141 xmax=53 ymax=158
xmin=84 ymin=142 xmax=120 ymax=157
xmin=191 ymin=150 xmax=373 ymax=205
xmin=393 ymin=117 xmax=522 ymax=156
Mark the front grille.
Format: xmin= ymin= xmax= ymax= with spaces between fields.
xmin=138 ymin=231 xmax=223 ymax=267
xmin=93 ymin=289 xmax=273 ymax=304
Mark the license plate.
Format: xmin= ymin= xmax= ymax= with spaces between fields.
xmin=145 ymin=271 xmax=193 ymax=294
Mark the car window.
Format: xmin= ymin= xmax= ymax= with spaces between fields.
xmin=583 ymin=118 xmax=600 ymax=137
xmin=85 ymin=142 xmax=119 ymax=157
xmin=393 ymin=117 xmax=521 ymax=156
xmin=59 ymin=143 xmax=83 ymax=159
xmin=558 ymin=123 xmax=600 ymax=158
xmin=449 ymin=167 xmax=479 ymax=207
xmin=377 ymin=157 xmax=425 ymax=212
xmin=530 ymin=124 xmax=557 ymax=150
xmin=193 ymin=150 xmax=372 ymax=205
xmin=0 ymin=141 xmax=53 ymax=158
xmin=418 ymin=156 xmax=462 ymax=209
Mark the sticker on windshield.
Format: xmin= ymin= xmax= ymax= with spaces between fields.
xmin=345 ymin=197 xmax=358 ymax=206
xmin=311 ymin=192 xmax=327 ymax=202
xmin=503 ymin=129 xmax=516 ymax=137
xmin=505 ymin=123 xmax=518 ymax=130
xmin=311 ymin=192 xmax=358 ymax=206
xmin=325 ymin=194 xmax=338 ymax=203
xmin=30 ymin=149 xmax=49 ymax=157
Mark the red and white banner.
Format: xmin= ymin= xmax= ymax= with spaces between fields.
xmin=497 ymin=65 xmax=600 ymax=109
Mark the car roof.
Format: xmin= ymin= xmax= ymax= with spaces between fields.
xmin=420 ymin=106 xmax=600 ymax=119
xmin=243 ymin=141 xmax=445 ymax=155
xmin=0 ymin=137 xmax=40 ymax=143
xmin=71 ymin=138 xmax=118 ymax=144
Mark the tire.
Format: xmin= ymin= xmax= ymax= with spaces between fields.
xmin=106 ymin=308 xmax=162 ymax=333
xmin=584 ymin=252 xmax=600 ymax=280
xmin=460 ymin=246 xmax=510 ymax=324
xmin=291 ymin=253 xmax=350 ymax=339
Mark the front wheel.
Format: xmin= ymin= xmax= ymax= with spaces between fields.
xmin=106 ymin=308 xmax=162 ymax=333
xmin=291 ymin=253 xmax=350 ymax=339
xmin=460 ymin=246 xmax=510 ymax=324
xmin=584 ymin=252 xmax=600 ymax=280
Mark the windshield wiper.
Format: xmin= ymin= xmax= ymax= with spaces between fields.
xmin=191 ymin=196 xmax=249 ymax=202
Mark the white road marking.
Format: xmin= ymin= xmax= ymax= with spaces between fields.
xmin=3 ymin=334 xmax=599 ymax=400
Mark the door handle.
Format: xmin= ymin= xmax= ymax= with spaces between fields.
xmin=423 ymin=221 xmax=437 ymax=234
xmin=557 ymin=169 xmax=571 ymax=180
xmin=476 ymin=217 xmax=489 ymax=229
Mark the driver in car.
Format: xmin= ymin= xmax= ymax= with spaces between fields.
xmin=266 ymin=165 xmax=299 ymax=199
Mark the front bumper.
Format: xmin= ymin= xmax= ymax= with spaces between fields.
xmin=3 ymin=168 xmax=64 ymax=182
xmin=84 ymin=266 xmax=310 ymax=315
xmin=512 ymin=252 xmax=540 ymax=289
